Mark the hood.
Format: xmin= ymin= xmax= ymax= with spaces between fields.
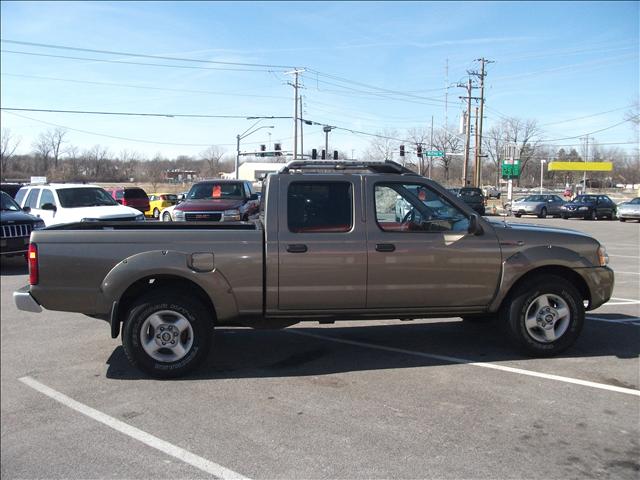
xmin=564 ymin=200 xmax=595 ymax=207
xmin=512 ymin=200 xmax=544 ymax=207
xmin=488 ymin=219 xmax=591 ymax=238
xmin=59 ymin=205 xmax=141 ymax=221
xmin=175 ymin=199 xmax=244 ymax=212
xmin=1 ymin=210 xmax=40 ymax=223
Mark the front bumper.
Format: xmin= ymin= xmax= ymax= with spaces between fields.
xmin=0 ymin=236 xmax=30 ymax=255
xmin=561 ymin=209 xmax=591 ymax=218
xmin=13 ymin=285 xmax=43 ymax=313
xmin=618 ymin=210 xmax=640 ymax=220
xmin=577 ymin=266 xmax=615 ymax=310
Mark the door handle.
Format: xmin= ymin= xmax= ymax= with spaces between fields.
xmin=286 ymin=244 xmax=308 ymax=253
xmin=375 ymin=243 xmax=396 ymax=252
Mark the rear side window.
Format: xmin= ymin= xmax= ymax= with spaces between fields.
xmin=15 ymin=188 xmax=27 ymax=205
xmin=25 ymin=188 xmax=41 ymax=209
xmin=288 ymin=182 xmax=352 ymax=233
xmin=39 ymin=189 xmax=56 ymax=208
xmin=124 ymin=188 xmax=148 ymax=199
xmin=115 ymin=190 xmax=124 ymax=200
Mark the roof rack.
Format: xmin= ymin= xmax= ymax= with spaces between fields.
xmin=278 ymin=160 xmax=419 ymax=176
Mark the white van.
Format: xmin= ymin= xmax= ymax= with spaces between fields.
xmin=15 ymin=184 xmax=145 ymax=226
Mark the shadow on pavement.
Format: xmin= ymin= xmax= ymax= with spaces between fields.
xmin=105 ymin=316 xmax=640 ymax=381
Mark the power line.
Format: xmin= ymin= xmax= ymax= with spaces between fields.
xmin=0 ymin=39 xmax=296 ymax=69
xmin=539 ymin=106 xmax=634 ymax=126
xmin=540 ymin=117 xmax=639 ymax=142
xmin=1 ymin=107 xmax=292 ymax=120
xmin=1 ymin=50 xmax=278 ymax=73
xmin=1 ymin=73 xmax=290 ymax=100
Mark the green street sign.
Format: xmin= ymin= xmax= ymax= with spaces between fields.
xmin=425 ymin=150 xmax=444 ymax=157
xmin=501 ymin=159 xmax=521 ymax=179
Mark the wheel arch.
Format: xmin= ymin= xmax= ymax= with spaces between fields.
xmin=111 ymin=275 xmax=218 ymax=338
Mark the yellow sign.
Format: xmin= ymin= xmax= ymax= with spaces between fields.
xmin=548 ymin=161 xmax=613 ymax=172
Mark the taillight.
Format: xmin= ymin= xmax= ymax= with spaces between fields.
xmin=28 ymin=243 xmax=38 ymax=285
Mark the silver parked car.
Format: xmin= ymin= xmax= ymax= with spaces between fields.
xmin=617 ymin=197 xmax=640 ymax=222
xmin=510 ymin=194 xmax=565 ymax=218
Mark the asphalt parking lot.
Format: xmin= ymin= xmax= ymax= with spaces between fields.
xmin=1 ymin=217 xmax=638 ymax=479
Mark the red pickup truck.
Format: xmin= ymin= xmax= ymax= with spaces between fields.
xmin=173 ymin=179 xmax=260 ymax=222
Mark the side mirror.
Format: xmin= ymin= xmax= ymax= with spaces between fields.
xmin=41 ymin=203 xmax=57 ymax=212
xmin=468 ymin=214 xmax=484 ymax=236
xmin=22 ymin=206 xmax=31 ymax=213
xmin=249 ymin=193 xmax=259 ymax=201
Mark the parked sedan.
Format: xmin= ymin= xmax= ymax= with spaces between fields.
xmin=510 ymin=194 xmax=565 ymax=218
xmin=617 ymin=197 xmax=640 ymax=222
xmin=560 ymin=194 xmax=617 ymax=220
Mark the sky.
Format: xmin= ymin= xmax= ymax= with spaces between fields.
xmin=1 ymin=1 xmax=638 ymax=162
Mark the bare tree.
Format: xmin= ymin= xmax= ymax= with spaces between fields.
xmin=1 ymin=128 xmax=21 ymax=178
xmin=146 ymin=155 xmax=168 ymax=192
xmin=405 ymin=127 xmax=429 ymax=174
xmin=49 ymin=128 xmax=67 ymax=170
xmin=32 ymin=133 xmax=53 ymax=174
xmin=431 ymin=127 xmax=463 ymax=182
xmin=84 ymin=145 xmax=110 ymax=180
xmin=200 ymin=146 xmax=226 ymax=177
xmin=363 ymin=129 xmax=401 ymax=163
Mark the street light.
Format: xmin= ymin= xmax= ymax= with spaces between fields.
xmin=323 ymin=126 xmax=333 ymax=157
xmin=236 ymin=121 xmax=274 ymax=179
xmin=540 ymin=159 xmax=546 ymax=194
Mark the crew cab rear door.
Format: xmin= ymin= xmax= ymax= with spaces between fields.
xmin=277 ymin=175 xmax=366 ymax=310
xmin=364 ymin=177 xmax=501 ymax=308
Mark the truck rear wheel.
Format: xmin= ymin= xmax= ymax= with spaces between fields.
xmin=122 ymin=289 xmax=212 ymax=378
xmin=500 ymin=275 xmax=584 ymax=357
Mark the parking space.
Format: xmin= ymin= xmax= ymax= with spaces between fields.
xmin=1 ymin=218 xmax=638 ymax=479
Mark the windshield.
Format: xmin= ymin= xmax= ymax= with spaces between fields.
xmin=123 ymin=188 xmax=148 ymax=199
xmin=188 ymin=182 xmax=243 ymax=200
xmin=57 ymin=188 xmax=119 ymax=208
xmin=459 ymin=188 xmax=483 ymax=197
xmin=628 ymin=198 xmax=640 ymax=205
xmin=1 ymin=191 xmax=21 ymax=211
xmin=574 ymin=195 xmax=598 ymax=203
xmin=522 ymin=195 xmax=549 ymax=202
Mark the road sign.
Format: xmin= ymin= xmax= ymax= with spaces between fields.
xmin=501 ymin=159 xmax=521 ymax=179
xmin=425 ymin=150 xmax=444 ymax=157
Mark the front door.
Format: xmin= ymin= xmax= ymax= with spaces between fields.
xmin=277 ymin=178 xmax=366 ymax=310
xmin=365 ymin=179 xmax=502 ymax=308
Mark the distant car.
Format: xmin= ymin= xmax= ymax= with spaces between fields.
xmin=560 ymin=194 xmax=617 ymax=220
xmin=0 ymin=183 xmax=24 ymax=199
xmin=1 ymin=191 xmax=45 ymax=257
xmin=510 ymin=194 xmax=565 ymax=218
xmin=617 ymin=197 xmax=640 ymax=222
xmin=173 ymin=180 xmax=260 ymax=222
xmin=146 ymin=193 xmax=178 ymax=219
xmin=482 ymin=185 xmax=501 ymax=199
xmin=159 ymin=204 xmax=177 ymax=222
xmin=105 ymin=187 xmax=150 ymax=214
xmin=456 ymin=187 xmax=486 ymax=215
xmin=15 ymin=184 xmax=145 ymax=226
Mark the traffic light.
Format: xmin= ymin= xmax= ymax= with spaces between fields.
xmin=274 ymin=143 xmax=282 ymax=156
xmin=416 ymin=145 xmax=422 ymax=157
xmin=259 ymin=144 xmax=266 ymax=157
xmin=400 ymin=145 xmax=405 ymax=157
xmin=311 ymin=148 xmax=317 ymax=159
xmin=333 ymin=150 xmax=338 ymax=160
xmin=321 ymin=149 xmax=326 ymax=160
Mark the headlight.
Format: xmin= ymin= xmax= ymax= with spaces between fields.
xmin=560 ymin=206 xmax=567 ymax=209
xmin=598 ymin=246 xmax=609 ymax=266
xmin=174 ymin=210 xmax=185 ymax=220
xmin=578 ymin=206 xmax=589 ymax=211
xmin=223 ymin=209 xmax=241 ymax=221
xmin=33 ymin=220 xmax=46 ymax=230
xmin=81 ymin=218 xmax=100 ymax=222
xmin=135 ymin=214 xmax=145 ymax=221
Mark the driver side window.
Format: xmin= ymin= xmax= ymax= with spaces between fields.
xmin=374 ymin=183 xmax=469 ymax=233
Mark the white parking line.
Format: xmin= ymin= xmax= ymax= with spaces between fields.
xmin=287 ymin=330 xmax=640 ymax=397
xmin=608 ymin=254 xmax=640 ymax=259
xmin=607 ymin=297 xmax=640 ymax=306
xmin=18 ymin=377 xmax=250 ymax=480
xmin=614 ymin=271 xmax=640 ymax=276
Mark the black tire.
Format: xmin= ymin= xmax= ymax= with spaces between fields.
xmin=153 ymin=208 xmax=160 ymax=219
xmin=122 ymin=289 xmax=213 ymax=378
xmin=588 ymin=210 xmax=597 ymax=221
xmin=562 ymin=215 xmax=568 ymax=219
xmin=514 ymin=213 xmax=521 ymax=218
xmin=610 ymin=211 xmax=617 ymax=220
xmin=538 ymin=207 xmax=547 ymax=219
xmin=500 ymin=275 xmax=584 ymax=357
xmin=162 ymin=211 xmax=172 ymax=222
xmin=620 ymin=218 xmax=626 ymax=222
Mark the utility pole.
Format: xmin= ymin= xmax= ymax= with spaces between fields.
xmin=429 ymin=115 xmax=434 ymax=179
xmin=582 ymin=135 xmax=589 ymax=194
xmin=299 ymin=95 xmax=304 ymax=159
xmin=286 ymin=69 xmax=304 ymax=159
xmin=458 ymin=78 xmax=476 ymax=186
xmin=473 ymin=58 xmax=493 ymax=188
xmin=444 ymin=58 xmax=449 ymax=133
xmin=474 ymin=105 xmax=480 ymax=187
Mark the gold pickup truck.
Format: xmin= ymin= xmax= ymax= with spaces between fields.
xmin=14 ymin=161 xmax=614 ymax=378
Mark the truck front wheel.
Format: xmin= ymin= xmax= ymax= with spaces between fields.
xmin=501 ymin=275 xmax=584 ymax=357
xmin=122 ymin=290 xmax=212 ymax=378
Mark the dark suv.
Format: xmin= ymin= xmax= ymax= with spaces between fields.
xmin=173 ymin=180 xmax=260 ymax=222
xmin=457 ymin=187 xmax=486 ymax=215
xmin=1 ymin=191 xmax=45 ymax=257
xmin=105 ymin=187 xmax=150 ymax=214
